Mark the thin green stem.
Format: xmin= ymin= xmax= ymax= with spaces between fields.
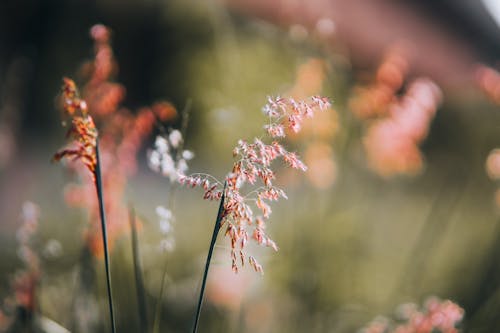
xmin=152 ymin=258 xmax=169 ymax=333
xmin=192 ymin=183 xmax=226 ymax=333
xmin=94 ymin=141 xmax=116 ymax=333
xmin=129 ymin=205 xmax=148 ymax=332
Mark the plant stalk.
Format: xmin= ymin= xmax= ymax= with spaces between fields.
xmin=192 ymin=184 xmax=226 ymax=333
xmin=94 ymin=141 xmax=117 ymax=333
xmin=129 ymin=205 xmax=148 ymax=331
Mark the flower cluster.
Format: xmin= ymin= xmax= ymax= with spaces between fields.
xmin=81 ymin=24 xmax=124 ymax=117
xmin=53 ymin=78 xmax=98 ymax=175
xmin=148 ymin=130 xmax=194 ymax=182
xmin=55 ymin=24 xmax=177 ymax=258
xmin=475 ymin=65 xmax=500 ymax=105
xmin=179 ymin=96 xmax=330 ymax=273
xmin=363 ymin=78 xmax=441 ymax=177
xmin=361 ymin=297 xmax=464 ymax=333
xmin=350 ymin=47 xmax=409 ymax=120
xmin=349 ymin=47 xmax=441 ymax=177
xmin=156 ymin=205 xmax=176 ymax=252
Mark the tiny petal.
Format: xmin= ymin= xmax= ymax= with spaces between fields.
xmin=159 ymin=219 xmax=172 ymax=234
xmin=177 ymin=158 xmax=189 ymax=175
xmin=156 ymin=206 xmax=172 ymax=220
xmin=148 ymin=150 xmax=161 ymax=170
xmin=155 ymin=136 xmax=169 ymax=153
xmin=182 ymin=150 xmax=195 ymax=160
xmin=169 ymin=129 xmax=182 ymax=148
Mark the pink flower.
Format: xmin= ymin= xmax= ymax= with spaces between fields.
xmin=180 ymin=96 xmax=330 ymax=273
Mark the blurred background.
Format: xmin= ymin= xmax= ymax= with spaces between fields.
xmin=1 ymin=0 xmax=500 ymax=332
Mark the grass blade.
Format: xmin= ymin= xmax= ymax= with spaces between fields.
xmin=192 ymin=183 xmax=226 ymax=333
xmin=129 ymin=205 xmax=149 ymax=332
xmin=152 ymin=258 xmax=169 ymax=333
xmin=94 ymin=140 xmax=116 ymax=333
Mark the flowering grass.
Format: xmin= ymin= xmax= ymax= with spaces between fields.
xmin=53 ymin=78 xmax=116 ymax=333
xmin=1 ymin=18 xmax=489 ymax=333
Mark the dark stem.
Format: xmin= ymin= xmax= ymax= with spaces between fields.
xmin=152 ymin=257 xmax=169 ymax=333
xmin=192 ymin=184 xmax=226 ymax=333
xmin=129 ymin=205 xmax=148 ymax=331
xmin=94 ymin=141 xmax=117 ymax=333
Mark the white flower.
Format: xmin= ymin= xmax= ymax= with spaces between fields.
xmin=182 ymin=150 xmax=194 ymax=160
xmin=159 ymin=219 xmax=172 ymax=234
xmin=177 ymin=158 xmax=189 ymax=175
xmin=169 ymin=129 xmax=182 ymax=148
xmin=156 ymin=206 xmax=172 ymax=220
xmin=148 ymin=150 xmax=161 ymax=171
xmin=155 ymin=136 xmax=169 ymax=154
xmin=160 ymin=154 xmax=175 ymax=176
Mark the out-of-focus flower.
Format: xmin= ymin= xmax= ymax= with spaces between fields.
xmin=304 ymin=142 xmax=336 ymax=189
xmin=156 ymin=205 xmax=176 ymax=253
xmin=363 ymin=80 xmax=441 ymax=177
xmin=180 ymin=96 xmax=330 ymax=273
xmin=360 ymin=297 xmax=464 ymax=333
xmin=475 ymin=65 xmax=500 ymax=105
xmin=206 ymin=263 xmax=253 ymax=310
xmin=486 ymin=148 xmax=500 ymax=180
xmin=284 ymin=58 xmax=338 ymax=189
xmin=148 ymin=130 xmax=194 ymax=183
xmin=350 ymin=47 xmax=409 ymax=120
xmin=56 ymin=25 xmax=177 ymax=258
xmin=350 ymin=46 xmax=441 ymax=177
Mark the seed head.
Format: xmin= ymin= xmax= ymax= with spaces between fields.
xmin=180 ymin=95 xmax=330 ymax=273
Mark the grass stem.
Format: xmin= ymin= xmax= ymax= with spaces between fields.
xmin=94 ymin=141 xmax=117 ymax=333
xmin=192 ymin=183 xmax=226 ymax=333
xmin=129 ymin=205 xmax=148 ymax=332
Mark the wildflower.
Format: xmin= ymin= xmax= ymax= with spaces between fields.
xmin=349 ymin=46 xmax=441 ymax=177
xmin=56 ymin=25 xmax=175 ymax=259
xmin=156 ymin=205 xmax=176 ymax=253
xmin=148 ymin=130 xmax=194 ymax=182
xmin=168 ymin=129 xmax=183 ymax=148
xmin=362 ymin=78 xmax=441 ymax=177
xmin=53 ymin=78 xmax=98 ymax=175
xmin=180 ymin=96 xmax=330 ymax=273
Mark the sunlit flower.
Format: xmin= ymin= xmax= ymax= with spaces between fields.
xmin=156 ymin=205 xmax=176 ymax=252
xmin=53 ymin=78 xmax=98 ymax=175
xmin=57 ymin=25 xmax=171 ymax=258
xmin=180 ymin=96 xmax=330 ymax=273
xmin=349 ymin=47 xmax=441 ymax=177
xmin=148 ymin=130 xmax=194 ymax=182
